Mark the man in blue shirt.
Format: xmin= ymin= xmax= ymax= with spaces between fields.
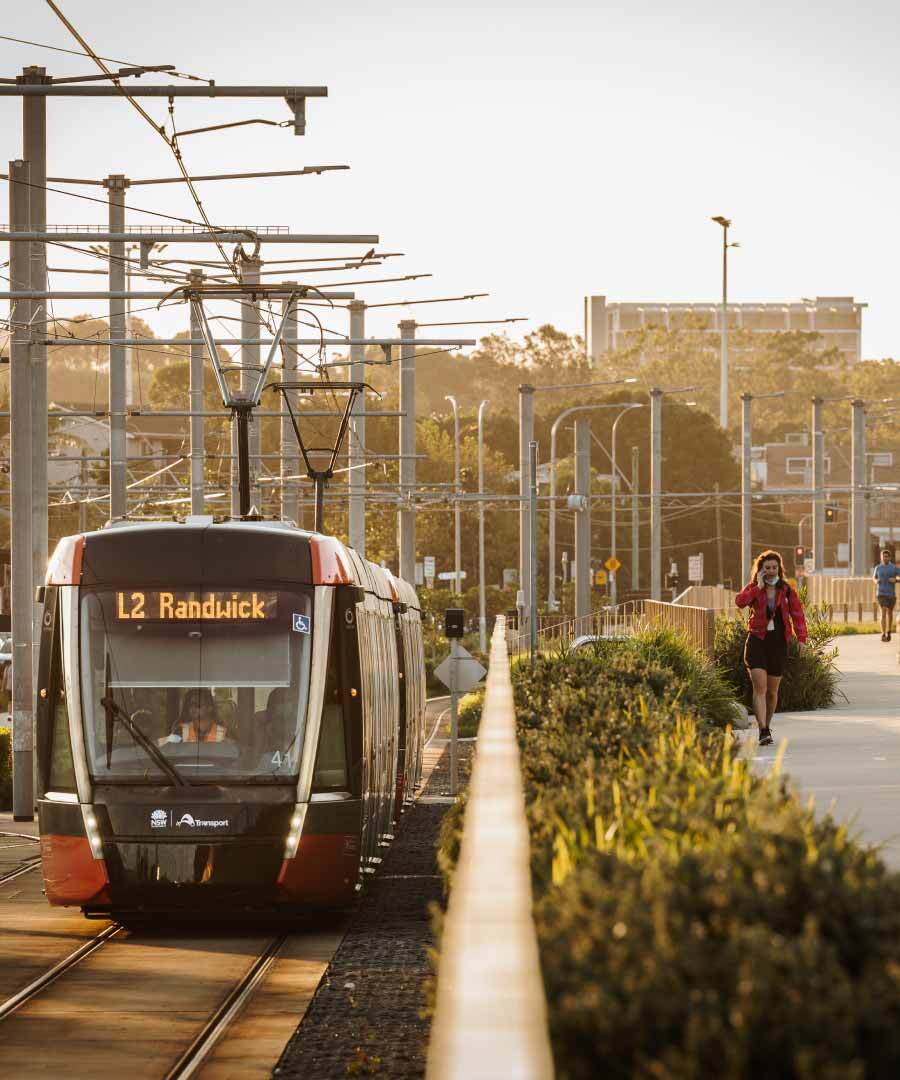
xmin=873 ymin=548 xmax=899 ymax=641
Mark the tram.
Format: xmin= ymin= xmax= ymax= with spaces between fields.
xmin=33 ymin=519 xmax=426 ymax=919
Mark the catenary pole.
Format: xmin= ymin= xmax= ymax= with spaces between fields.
xmin=398 ymin=320 xmax=416 ymax=582
xmin=851 ymin=399 xmax=867 ymax=575
xmin=650 ymin=388 xmax=663 ymax=600
xmin=240 ymin=254 xmax=263 ymax=512
xmin=574 ymin=417 xmax=591 ymax=621
xmin=477 ymin=401 xmax=488 ymax=654
xmin=741 ymin=393 xmax=752 ymax=583
xmin=106 ymin=173 xmax=128 ymax=519
xmin=529 ymin=441 xmax=539 ymax=660
xmin=518 ymin=385 xmax=535 ymax=632
xmin=631 ymin=445 xmax=640 ymax=591
xmin=23 ymin=70 xmax=48 ymax=721
xmin=189 ymin=269 xmax=205 ymax=514
xmin=445 ymin=396 xmax=461 ymax=595
xmin=9 ymin=159 xmax=34 ymax=820
xmin=281 ymin=289 xmax=300 ymax=525
xmin=348 ymin=300 xmax=366 ymax=551
xmin=812 ymin=396 xmax=825 ymax=571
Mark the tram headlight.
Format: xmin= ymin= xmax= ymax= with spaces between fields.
xmin=284 ymin=803 xmax=308 ymax=860
xmin=81 ymin=805 xmax=105 ymax=860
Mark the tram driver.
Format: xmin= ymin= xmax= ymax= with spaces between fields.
xmin=160 ymin=688 xmax=231 ymax=744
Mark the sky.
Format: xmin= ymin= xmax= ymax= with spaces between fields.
xmin=2 ymin=0 xmax=900 ymax=357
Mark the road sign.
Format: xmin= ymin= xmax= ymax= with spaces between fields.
xmin=688 ymin=554 xmax=704 ymax=583
xmin=424 ymin=556 xmax=436 ymax=579
xmin=434 ymin=644 xmax=487 ymax=693
xmin=438 ymin=570 xmax=467 ymax=582
xmin=594 ymin=569 xmax=608 ymax=586
xmin=604 ymin=556 xmax=622 ymax=573
xmin=804 ymin=557 xmax=815 ymax=575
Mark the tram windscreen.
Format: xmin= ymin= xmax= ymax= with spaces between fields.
xmin=79 ymin=588 xmax=314 ymax=783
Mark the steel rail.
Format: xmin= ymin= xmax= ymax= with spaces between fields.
xmin=164 ymin=934 xmax=288 ymax=1079
xmin=0 ymin=924 xmax=122 ymax=1021
xmin=0 ymin=859 xmax=40 ymax=887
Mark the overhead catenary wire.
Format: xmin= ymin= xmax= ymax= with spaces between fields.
xmin=0 ymin=32 xmax=210 ymax=81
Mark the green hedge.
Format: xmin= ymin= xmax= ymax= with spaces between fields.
xmin=439 ymin=627 xmax=900 ymax=1077
xmin=457 ymin=690 xmax=484 ymax=738
xmin=0 ymin=727 xmax=10 ymax=811
xmin=715 ymin=592 xmax=840 ymax=711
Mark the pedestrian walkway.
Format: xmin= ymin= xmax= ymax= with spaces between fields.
xmin=752 ymin=635 xmax=900 ymax=867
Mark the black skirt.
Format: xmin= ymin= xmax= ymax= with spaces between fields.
xmin=744 ymin=630 xmax=788 ymax=677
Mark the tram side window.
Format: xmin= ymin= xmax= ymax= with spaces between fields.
xmin=49 ymin=617 xmax=76 ymax=791
xmin=313 ymin=617 xmax=348 ymax=792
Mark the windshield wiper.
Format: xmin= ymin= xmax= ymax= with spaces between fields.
xmin=101 ymin=695 xmax=191 ymax=788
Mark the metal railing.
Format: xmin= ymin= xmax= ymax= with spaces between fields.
xmin=427 ymin=616 xmax=554 ymax=1080
xmin=510 ymin=598 xmax=717 ymax=661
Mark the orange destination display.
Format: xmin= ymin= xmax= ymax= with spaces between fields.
xmin=115 ymin=590 xmax=279 ymax=622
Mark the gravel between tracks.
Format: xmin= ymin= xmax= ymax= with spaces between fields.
xmin=273 ymin=743 xmax=475 ymax=1080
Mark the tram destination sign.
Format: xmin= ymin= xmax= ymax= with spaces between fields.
xmin=115 ymin=590 xmax=279 ymax=622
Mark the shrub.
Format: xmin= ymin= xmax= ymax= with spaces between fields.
xmin=0 ymin=727 xmax=10 ymax=811
xmin=457 ymin=690 xmax=483 ymax=738
xmin=438 ymin=626 xmax=900 ymax=1077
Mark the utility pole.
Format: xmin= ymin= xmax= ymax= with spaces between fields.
xmin=631 ymin=445 xmax=639 ymax=591
xmin=79 ymin=449 xmax=88 ymax=532
xmin=650 ymin=388 xmax=663 ymax=600
xmin=741 ymin=393 xmax=752 ymax=583
xmin=711 ymin=214 xmax=733 ymax=429
xmin=105 ymin=174 xmax=129 ymax=520
xmin=574 ymin=417 xmax=591 ymax=621
xmin=851 ymin=399 xmax=867 ymax=575
xmin=714 ymin=482 xmax=724 ymax=585
xmin=477 ymin=400 xmax=488 ymax=653
xmin=445 ymin=396 xmax=461 ymax=594
xmin=239 ymin=254 xmax=262 ymax=513
xmin=9 ymin=158 xmax=33 ymax=820
xmin=281 ymin=289 xmax=300 ymax=525
xmin=23 ymin=69 xmax=48 ymax=690
xmin=189 ymin=269 xmax=205 ymax=515
xmin=398 ymin=319 xmax=417 ymax=582
xmin=529 ymin=441 xmax=539 ymax=659
xmin=348 ymin=300 xmax=366 ymax=551
xmin=518 ymin=385 xmax=535 ymax=631
xmin=812 ymin=396 xmax=825 ymax=571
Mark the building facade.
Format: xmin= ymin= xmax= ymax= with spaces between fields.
xmin=584 ymin=295 xmax=865 ymax=365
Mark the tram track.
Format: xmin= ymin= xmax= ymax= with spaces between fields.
xmin=0 ymin=831 xmax=41 ymax=887
xmin=0 ymin=922 xmax=122 ymax=1021
xmin=165 ymin=932 xmax=289 ymax=1079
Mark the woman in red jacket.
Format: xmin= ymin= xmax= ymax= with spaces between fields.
xmin=735 ymin=550 xmax=808 ymax=746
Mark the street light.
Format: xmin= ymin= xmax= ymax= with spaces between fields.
xmin=477 ymin=399 xmax=488 ymax=653
xmin=547 ymin=401 xmax=643 ymax=611
xmin=711 ymin=215 xmax=739 ymax=430
xmin=445 ymin=395 xmax=461 ymax=596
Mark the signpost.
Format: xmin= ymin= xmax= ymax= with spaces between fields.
xmin=435 ymin=614 xmax=487 ymax=797
xmin=424 ymin=555 xmax=436 ymax=589
xmin=688 ymin=554 xmax=704 ymax=584
xmin=438 ymin=571 xmax=466 ymax=584
xmin=604 ymin=555 xmax=622 ymax=574
xmin=594 ymin=569 xmax=608 ymax=586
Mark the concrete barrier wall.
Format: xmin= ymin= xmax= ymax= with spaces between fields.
xmin=427 ymin=616 xmax=554 ymax=1080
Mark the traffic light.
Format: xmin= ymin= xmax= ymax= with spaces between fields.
xmin=794 ymin=545 xmax=805 ymax=565
xmin=825 ymin=505 xmax=836 ymax=523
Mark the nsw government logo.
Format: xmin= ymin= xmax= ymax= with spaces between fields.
xmin=150 ymin=809 xmax=168 ymax=829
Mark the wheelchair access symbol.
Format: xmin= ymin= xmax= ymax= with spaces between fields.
xmin=292 ymin=613 xmax=311 ymax=634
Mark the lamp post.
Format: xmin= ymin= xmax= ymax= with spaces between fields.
xmin=610 ymin=404 xmax=645 ymax=605
xmin=711 ymin=215 xmax=739 ymax=429
xmin=477 ymin=400 xmax=488 ymax=653
xmin=445 ymin=395 xmax=462 ymax=595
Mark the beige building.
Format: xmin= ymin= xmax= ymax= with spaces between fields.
xmin=584 ymin=295 xmax=865 ymax=364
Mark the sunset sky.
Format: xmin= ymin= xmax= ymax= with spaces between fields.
xmin=2 ymin=0 xmax=898 ymax=356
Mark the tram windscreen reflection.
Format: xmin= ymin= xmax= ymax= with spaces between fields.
xmin=79 ymin=588 xmax=314 ymax=782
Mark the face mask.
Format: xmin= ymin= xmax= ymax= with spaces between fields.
xmin=765 ymin=574 xmax=779 ymax=585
